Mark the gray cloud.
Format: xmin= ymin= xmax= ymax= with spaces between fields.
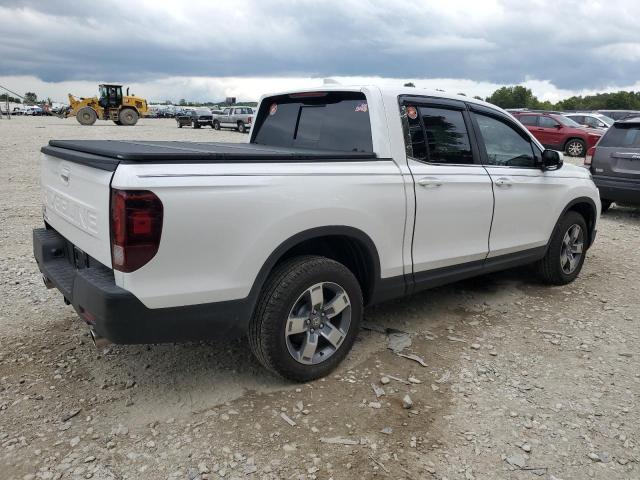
xmin=1 ymin=0 xmax=639 ymax=90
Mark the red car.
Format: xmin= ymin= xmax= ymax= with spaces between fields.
xmin=511 ymin=112 xmax=602 ymax=157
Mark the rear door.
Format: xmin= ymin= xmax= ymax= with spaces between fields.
xmin=401 ymin=98 xmax=494 ymax=274
xmin=41 ymin=151 xmax=115 ymax=267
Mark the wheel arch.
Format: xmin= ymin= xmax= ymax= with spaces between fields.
xmin=550 ymin=197 xmax=598 ymax=250
xmin=247 ymin=226 xmax=383 ymax=310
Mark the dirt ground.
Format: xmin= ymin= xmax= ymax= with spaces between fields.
xmin=0 ymin=116 xmax=638 ymax=480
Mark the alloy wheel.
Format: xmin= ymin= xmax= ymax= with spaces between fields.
xmin=560 ymin=224 xmax=584 ymax=274
xmin=285 ymin=282 xmax=351 ymax=365
xmin=567 ymin=141 xmax=584 ymax=157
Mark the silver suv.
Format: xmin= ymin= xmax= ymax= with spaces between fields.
xmin=586 ymin=116 xmax=640 ymax=212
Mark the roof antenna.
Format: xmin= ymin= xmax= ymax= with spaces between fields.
xmin=323 ymin=78 xmax=340 ymax=85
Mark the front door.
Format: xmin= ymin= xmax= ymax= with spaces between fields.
xmin=470 ymin=108 xmax=568 ymax=256
xmin=402 ymin=100 xmax=494 ymax=278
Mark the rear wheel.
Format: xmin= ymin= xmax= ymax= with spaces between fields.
xmin=536 ymin=211 xmax=587 ymax=285
xmin=237 ymin=121 xmax=246 ymax=133
xmin=248 ymin=256 xmax=362 ymax=382
xmin=565 ymin=139 xmax=586 ymax=157
xmin=600 ymin=199 xmax=613 ymax=213
xmin=76 ymin=107 xmax=97 ymax=126
xmin=118 ymin=108 xmax=139 ymax=126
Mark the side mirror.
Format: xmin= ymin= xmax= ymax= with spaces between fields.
xmin=555 ymin=124 xmax=563 ymax=129
xmin=541 ymin=149 xmax=563 ymax=171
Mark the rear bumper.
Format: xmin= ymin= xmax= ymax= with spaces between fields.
xmin=33 ymin=227 xmax=251 ymax=344
xmin=593 ymin=175 xmax=640 ymax=204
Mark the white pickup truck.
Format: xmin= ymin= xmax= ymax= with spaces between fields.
xmin=33 ymin=86 xmax=600 ymax=381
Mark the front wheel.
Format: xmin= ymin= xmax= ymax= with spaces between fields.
xmin=565 ymin=139 xmax=586 ymax=157
xmin=213 ymin=120 xmax=220 ymax=130
xmin=248 ymin=256 xmax=363 ymax=382
xmin=535 ymin=211 xmax=587 ymax=285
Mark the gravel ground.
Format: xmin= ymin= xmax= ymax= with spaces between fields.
xmin=1 ymin=116 xmax=639 ymax=480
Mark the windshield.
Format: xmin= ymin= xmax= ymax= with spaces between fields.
xmin=556 ymin=115 xmax=581 ymax=127
xmin=195 ymin=108 xmax=211 ymax=115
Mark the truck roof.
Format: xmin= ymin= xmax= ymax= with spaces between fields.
xmin=258 ymin=84 xmax=499 ymax=112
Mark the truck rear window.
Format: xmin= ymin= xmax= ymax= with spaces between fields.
xmin=251 ymin=92 xmax=373 ymax=153
xmin=598 ymin=124 xmax=640 ymax=148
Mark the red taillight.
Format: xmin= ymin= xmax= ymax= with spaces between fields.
xmin=585 ymin=146 xmax=596 ymax=166
xmin=110 ymin=189 xmax=163 ymax=272
xmin=248 ymin=116 xmax=252 ymax=124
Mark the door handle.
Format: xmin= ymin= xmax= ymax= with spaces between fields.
xmin=417 ymin=177 xmax=443 ymax=188
xmin=494 ymin=177 xmax=512 ymax=187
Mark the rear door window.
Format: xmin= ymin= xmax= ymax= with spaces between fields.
xmin=401 ymin=103 xmax=476 ymax=164
xmin=418 ymin=107 xmax=473 ymax=164
xmin=517 ymin=115 xmax=538 ymax=126
xmin=251 ymin=91 xmax=373 ymax=153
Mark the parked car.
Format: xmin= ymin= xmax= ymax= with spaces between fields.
xmin=597 ymin=110 xmax=640 ymax=121
xmin=33 ymin=86 xmax=599 ymax=381
xmin=585 ymin=116 xmax=640 ymax=212
xmin=212 ymin=107 xmax=253 ymax=133
xmin=175 ymin=108 xmax=214 ymax=128
xmin=564 ymin=112 xmax=613 ymax=130
xmin=512 ymin=111 xmax=602 ymax=157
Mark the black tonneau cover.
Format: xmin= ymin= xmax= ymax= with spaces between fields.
xmin=42 ymin=140 xmax=376 ymax=171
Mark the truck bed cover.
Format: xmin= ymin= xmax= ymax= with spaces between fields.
xmin=42 ymin=140 xmax=376 ymax=171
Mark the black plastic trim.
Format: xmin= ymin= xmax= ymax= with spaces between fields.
xmin=33 ymin=227 xmax=251 ymax=343
xmin=410 ymin=247 xmax=546 ymax=294
xmin=552 ymin=197 xmax=599 ymax=249
xmin=245 ymin=226 xmax=401 ymax=309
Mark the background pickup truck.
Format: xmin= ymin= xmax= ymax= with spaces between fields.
xmin=33 ymin=86 xmax=600 ymax=381
xmin=212 ymin=106 xmax=253 ymax=133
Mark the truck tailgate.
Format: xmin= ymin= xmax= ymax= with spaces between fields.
xmin=41 ymin=151 xmax=114 ymax=267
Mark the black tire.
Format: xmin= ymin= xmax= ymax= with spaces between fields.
xmin=237 ymin=122 xmax=246 ymax=133
xmin=600 ymin=199 xmax=613 ymax=213
xmin=193 ymin=121 xmax=201 ymax=129
xmin=113 ymin=120 xmax=122 ymax=126
xmin=177 ymin=123 xmax=182 ymax=128
xmin=564 ymin=138 xmax=586 ymax=157
xmin=118 ymin=108 xmax=138 ymax=126
xmin=213 ymin=120 xmax=220 ymax=130
xmin=535 ymin=211 xmax=588 ymax=285
xmin=248 ymin=255 xmax=363 ymax=382
xmin=76 ymin=107 xmax=97 ymax=126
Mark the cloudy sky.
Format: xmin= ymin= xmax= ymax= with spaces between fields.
xmin=1 ymin=0 xmax=639 ymax=103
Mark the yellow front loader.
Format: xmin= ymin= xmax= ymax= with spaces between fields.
xmin=61 ymin=84 xmax=148 ymax=126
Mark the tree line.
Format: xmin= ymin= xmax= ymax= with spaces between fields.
xmin=483 ymin=86 xmax=640 ymax=111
